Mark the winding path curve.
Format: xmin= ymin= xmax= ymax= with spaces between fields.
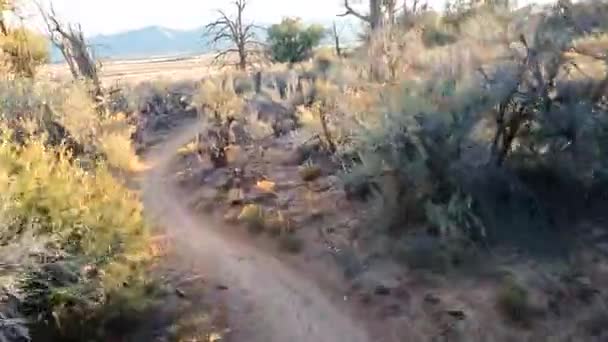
xmin=141 ymin=122 xmax=370 ymax=342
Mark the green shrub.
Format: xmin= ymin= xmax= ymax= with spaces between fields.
xmin=267 ymin=18 xmax=325 ymax=64
xmin=340 ymin=1 xmax=608 ymax=256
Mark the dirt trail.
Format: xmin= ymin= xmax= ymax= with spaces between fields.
xmin=141 ymin=122 xmax=371 ymax=342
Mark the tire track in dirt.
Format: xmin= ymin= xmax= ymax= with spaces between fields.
xmin=141 ymin=122 xmax=370 ymax=342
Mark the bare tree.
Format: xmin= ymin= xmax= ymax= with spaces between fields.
xmin=204 ymin=0 xmax=264 ymax=70
xmin=339 ymin=0 xmax=384 ymax=30
xmin=37 ymin=3 xmax=106 ymax=113
xmin=0 ymin=0 xmax=15 ymax=36
xmin=402 ymin=0 xmax=427 ymax=15
xmin=385 ymin=0 xmax=397 ymax=25
xmin=332 ymin=21 xmax=342 ymax=58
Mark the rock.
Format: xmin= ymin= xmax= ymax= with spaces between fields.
xmin=281 ymin=149 xmax=306 ymax=166
xmin=175 ymin=288 xmax=186 ymax=298
xmin=277 ymin=192 xmax=297 ymax=209
xmin=224 ymin=145 xmax=245 ymax=165
xmin=245 ymin=188 xmax=278 ymax=204
xmin=0 ymin=314 xmax=30 ymax=342
xmin=374 ymin=285 xmax=391 ymax=296
xmin=229 ymin=120 xmax=250 ymax=145
xmin=344 ymin=181 xmax=373 ymax=201
xmin=223 ymin=208 xmax=241 ymax=224
xmin=359 ymin=293 xmax=372 ymax=304
xmin=216 ymin=285 xmax=229 ymax=291
xmin=591 ymin=227 xmax=606 ymax=238
xmin=596 ymin=242 xmax=608 ymax=255
xmin=272 ymin=118 xmax=297 ymax=136
xmin=195 ymin=187 xmax=220 ymax=201
xmin=424 ymin=293 xmax=441 ymax=305
xmin=446 ymin=310 xmax=466 ymax=320
xmin=82 ymin=264 xmax=100 ymax=278
xmin=574 ymin=277 xmax=600 ymax=303
xmin=309 ymin=178 xmax=333 ymax=192
xmin=255 ymin=180 xmax=276 ymax=193
xmin=227 ymin=188 xmax=245 ymax=205
xmin=203 ymin=169 xmax=234 ymax=190
xmin=42 ymin=262 xmax=79 ymax=284
xmin=378 ymin=304 xmax=402 ymax=319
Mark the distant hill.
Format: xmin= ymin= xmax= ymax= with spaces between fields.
xmin=50 ymin=19 xmax=362 ymax=63
xmin=50 ymin=25 xmax=258 ymax=62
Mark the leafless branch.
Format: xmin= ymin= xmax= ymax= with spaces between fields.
xmin=203 ymin=0 xmax=264 ymax=70
xmin=36 ymin=0 xmax=106 ymax=115
xmin=338 ymin=0 xmax=371 ymax=22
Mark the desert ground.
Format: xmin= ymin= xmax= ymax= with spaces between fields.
xmin=43 ymin=54 xmax=219 ymax=85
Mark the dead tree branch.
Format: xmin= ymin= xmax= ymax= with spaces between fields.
xmin=339 ymin=0 xmax=383 ymax=30
xmin=37 ymin=1 xmax=106 ymax=115
xmin=332 ymin=21 xmax=342 ymax=58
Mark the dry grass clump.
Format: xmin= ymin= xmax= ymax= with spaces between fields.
xmin=0 ymin=66 xmax=150 ymax=339
xmin=0 ymin=27 xmax=49 ymax=78
xmin=194 ymin=77 xmax=245 ymax=120
xmin=299 ymin=164 xmax=322 ymax=182
xmin=238 ymin=204 xmax=266 ymax=234
xmin=0 ymin=79 xmax=142 ymax=172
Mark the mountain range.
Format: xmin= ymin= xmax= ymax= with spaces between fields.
xmin=50 ymin=19 xmax=361 ymax=62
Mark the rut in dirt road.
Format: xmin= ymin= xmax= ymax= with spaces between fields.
xmin=141 ymin=122 xmax=370 ymax=342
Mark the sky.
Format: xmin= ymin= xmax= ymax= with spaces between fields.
xmin=21 ymin=0 xmax=557 ymax=36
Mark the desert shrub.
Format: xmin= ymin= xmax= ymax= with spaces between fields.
xmin=299 ymin=163 xmax=322 ymax=182
xmin=194 ymin=77 xmax=244 ymax=121
xmin=313 ymin=49 xmax=338 ymax=77
xmin=341 ymin=0 xmax=608 ymax=256
xmin=230 ymin=71 xmax=255 ymax=95
xmin=267 ymin=18 xmax=325 ymax=64
xmin=0 ymin=79 xmax=142 ymax=172
xmin=98 ymin=113 xmax=140 ymax=171
xmin=496 ymin=278 xmax=533 ymax=326
xmin=0 ymin=129 xmax=151 ymax=339
xmin=348 ymin=79 xmax=486 ymax=235
xmin=238 ymin=204 xmax=266 ymax=234
xmin=294 ymin=78 xmax=344 ymax=151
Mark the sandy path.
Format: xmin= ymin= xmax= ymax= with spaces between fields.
xmin=141 ymin=122 xmax=370 ymax=342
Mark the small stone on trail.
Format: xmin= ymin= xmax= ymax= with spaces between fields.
xmin=424 ymin=293 xmax=441 ymax=305
xmin=378 ymin=304 xmax=403 ymax=319
xmin=374 ymin=285 xmax=391 ymax=296
xmin=596 ymin=242 xmax=608 ymax=255
xmin=359 ymin=293 xmax=372 ymax=304
xmin=446 ymin=310 xmax=466 ymax=320
xmin=223 ymin=208 xmax=241 ymax=224
xmin=228 ymin=188 xmax=244 ymax=205
xmin=256 ymin=180 xmax=276 ymax=193
xmin=175 ymin=288 xmax=186 ymax=298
